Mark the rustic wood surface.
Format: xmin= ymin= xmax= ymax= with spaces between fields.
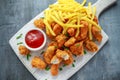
xmin=0 ymin=0 xmax=120 ymax=80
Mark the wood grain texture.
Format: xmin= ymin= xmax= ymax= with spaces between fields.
xmin=0 ymin=0 xmax=120 ymax=80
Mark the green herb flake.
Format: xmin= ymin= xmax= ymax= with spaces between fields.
xmin=41 ymin=51 xmax=44 ymax=54
xmin=62 ymin=46 xmax=69 ymax=50
xmin=17 ymin=42 xmax=23 ymax=45
xmin=72 ymin=63 xmax=75 ymax=67
xmin=76 ymin=44 xmax=80 ymax=47
xmin=45 ymin=79 xmax=47 ymax=80
xmin=84 ymin=50 xmax=87 ymax=54
xmin=59 ymin=67 xmax=63 ymax=71
xmin=45 ymin=66 xmax=50 ymax=71
xmin=27 ymin=54 xmax=31 ymax=60
xmin=65 ymin=32 xmax=69 ymax=37
xmin=16 ymin=34 xmax=23 ymax=39
xmin=63 ymin=64 xmax=67 ymax=67
xmin=74 ymin=60 xmax=76 ymax=62
xmin=55 ymin=46 xmax=58 ymax=49
xmin=73 ymin=54 xmax=77 ymax=57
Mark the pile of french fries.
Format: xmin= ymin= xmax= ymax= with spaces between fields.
xmin=44 ymin=0 xmax=101 ymax=40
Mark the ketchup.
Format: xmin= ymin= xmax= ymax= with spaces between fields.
xmin=25 ymin=30 xmax=44 ymax=48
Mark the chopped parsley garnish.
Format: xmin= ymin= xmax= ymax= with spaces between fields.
xmin=27 ymin=54 xmax=31 ymax=60
xmin=62 ymin=46 xmax=69 ymax=50
xmin=76 ymin=44 xmax=80 ymax=47
xmin=74 ymin=60 xmax=76 ymax=62
xmin=41 ymin=51 xmax=44 ymax=54
xmin=65 ymin=32 xmax=70 ymax=37
xmin=59 ymin=67 xmax=63 ymax=71
xmin=55 ymin=46 xmax=58 ymax=49
xmin=16 ymin=34 xmax=23 ymax=39
xmin=17 ymin=42 xmax=23 ymax=45
xmin=73 ymin=54 xmax=77 ymax=57
xmin=63 ymin=64 xmax=67 ymax=67
xmin=45 ymin=79 xmax=47 ymax=80
xmin=45 ymin=66 xmax=50 ymax=71
xmin=72 ymin=63 xmax=75 ymax=67
xmin=84 ymin=50 xmax=87 ymax=54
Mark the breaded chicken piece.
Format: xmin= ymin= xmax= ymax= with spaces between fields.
xmin=51 ymin=55 xmax=62 ymax=64
xmin=76 ymin=21 xmax=88 ymax=41
xmin=48 ymin=41 xmax=58 ymax=47
xmin=18 ymin=45 xmax=30 ymax=55
xmin=55 ymin=34 xmax=67 ymax=48
xmin=43 ymin=46 xmax=56 ymax=64
xmin=31 ymin=56 xmax=46 ymax=69
xmin=85 ymin=40 xmax=98 ymax=52
xmin=56 ymin=49 xmax=69 ymax=60
xmin=53 ymin=24 xmax=63 ymax=35
xmin=34 ymin=18 xmax=45 ymax=29
xmin=64 ymin=50 xmax=74 ymax=65
xmin=51 ymin=64 xmax=59 ymax=76
xmin=70 ymin=41 xmax=84 ymax=55
xmin=67 ymin=28 xmax=75 ymax=37
xmin=51 ymin=22 xmax=56 ymax=28
xmin=93 ymin=16 xmax=98 ymax=24
xmin=92 ymin=26 xmax=102 ymax=42
xmin=64 ymin=37 xmax=76 ymax=47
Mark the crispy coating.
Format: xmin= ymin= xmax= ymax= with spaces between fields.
xmin=53 ymin=24 xmax=63 ymax=35
xmin=56 ymin=49 xmax=69 ymax=60
xmin=93 ymin=16 xmax=98 ymax=24
xmin=51 ymin=64 xmax=59 ymax=76
xmin=55 ymin=34 xmax=67 ymax=48
xmin=48 ymin=41 xmax=58 ymax=47
xmin=76 ymin=21 xmax=88 ymax=41
xmin=92 ymin=26 xmax=102 ymax=42
xmin=51 ymin=55 xmax=62 ymax=64
xmin=51 ymin=22 xmax=56 ymax=28
xmin=64 ymin=50 xmax=74 ymax=65
xmin=85 ymin=40 xmax=98 ymax=52
xmin=18 ymin=45 xmax=30 ymax=55
xmin=31 ymin=56 xmax=46 ymax=69
xmin=34 ymin=18 xmax=45 ymax=29
xmin=67 ymin=28 xmax=75 ymax=37
xmin=43 ymin=46 xmax=56 ymax=64
xmin=70 ymin=41 xmax=84 ymax=55
xmin=64 ymin=37 xmax=76 ymax=47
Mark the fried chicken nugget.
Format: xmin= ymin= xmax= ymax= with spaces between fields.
xmin=51 ymin=64 xmax=59 ymax=76
xmin=53 ymin=24 xmax=63 ymax=35
xmin=55 ymin=34 xmax=67 ymax=48
xmin=85 ymin=40 xmax=98 ymax=52
xmin=43 ymin=46 xmax=56 ymax=64
xmin=92 ymin=26 xmax=102 ymax=42
xmin=51 ymin=55 xmax=62 ymax=64
xmin=48 ymin=41 xmax=58 ymax=47
xmin=70 ymin=41 xmax=84 ymax=55
xmin=76 ymin=21 xmax=88 ymax=41
xmin=56 ymin=49 xmax=69 ymax=60
xmin=18 ymin=45 xmax=30 ymax=55
xmin=31 ymin=56 xmax=46 ymax=69
xmin=34 ymin=18 xmax=45 ymax=29
xmin=64 ymin=50 xmax=74 ymax=65
xmin=67 ymin=28 xmax=75 ymax=37
xmin=64 ymin=37 xmax=76 ymax=47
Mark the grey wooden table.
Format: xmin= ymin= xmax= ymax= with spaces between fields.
xmin=0 ymin=0 xmax=120 ymax=80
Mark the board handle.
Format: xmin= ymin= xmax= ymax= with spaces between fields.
xmin=93 ymin=0 xmax=117 ymax=17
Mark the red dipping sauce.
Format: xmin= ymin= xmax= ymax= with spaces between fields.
xmin=25 ymin=30 xmax=44 ymax=48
